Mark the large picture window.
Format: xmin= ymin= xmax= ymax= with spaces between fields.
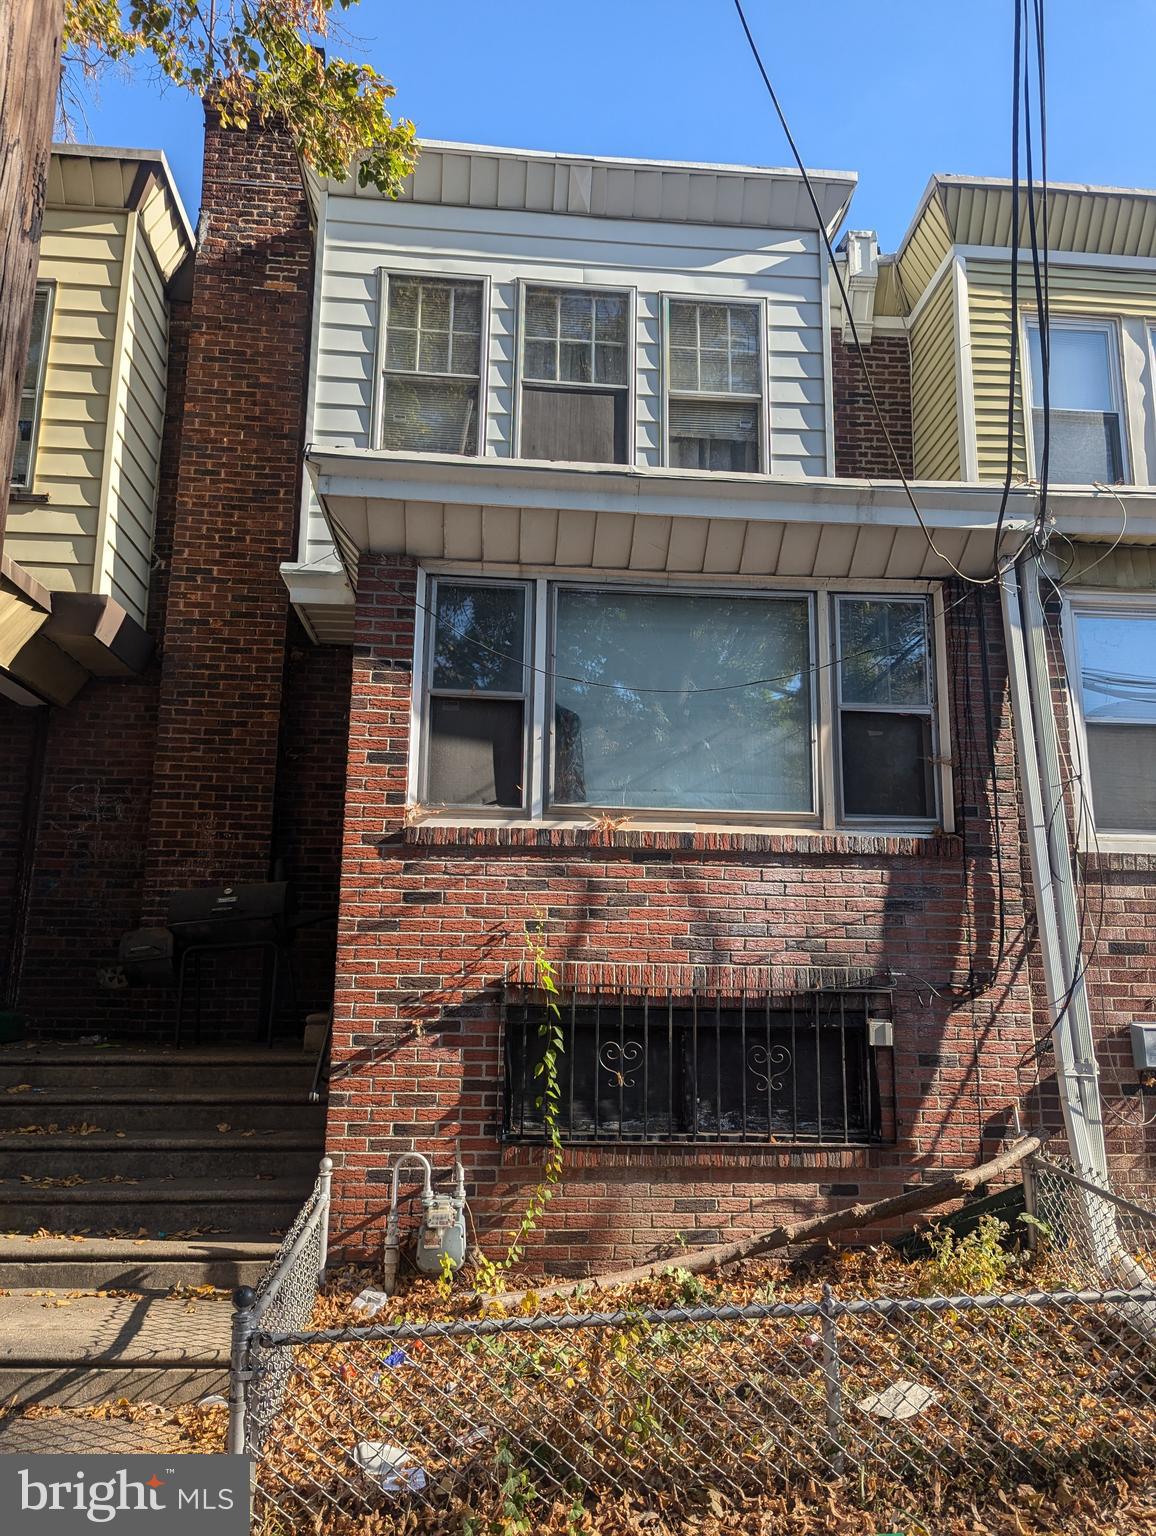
xmin=1071 ymin=602 xmax=1156 ymax=836
xmin=416 ymin=578 xmax=943 ymax=828
xmin=519 ymin=285 xmax=631 ymax=465
xmin=666 ymin=299 xmax=764 ymax=473
xmin=1025 ymin=318 xmax=1125 ymax=485
xmin=552 ymin=588 xmax=813 ymax=813
xmin=380 ymin=275 xmax=484 ymax=455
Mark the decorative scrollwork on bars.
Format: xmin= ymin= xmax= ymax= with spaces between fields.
xmin=600 ymin=1039 xmax=643 ymax=1089
xmin=748 ymin=1043 xmax=792 ymax=1095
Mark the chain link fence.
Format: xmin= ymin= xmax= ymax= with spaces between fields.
xmin=229 ymin=1153 xmax=1156 ymax=1527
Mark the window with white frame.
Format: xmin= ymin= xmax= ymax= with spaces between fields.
xmin=666 ymin=300 xmax=763 ymax=473
xmin=1025 ymin=318 xmax=1125 ymax=484
xmin=380 ymin=275 xmax=483 ymax=456
xmin=12 ymin=284 xmax=51 ymax=488
xmin=1070 ymin=601 xmax=1156 ymax=836
xmin=520 ymin=286 xmax=630 ymax=465
xmin=418 ymin=578 xmax=941 ymax=826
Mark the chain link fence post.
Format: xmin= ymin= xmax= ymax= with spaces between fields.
xmin=820 ymin=1282 xmax=845 ymax=1476
xmin=227 ymin=1284 xmax=257 ymax=1457
xmin=317 ymin=1156 xmax=333 ymax=1283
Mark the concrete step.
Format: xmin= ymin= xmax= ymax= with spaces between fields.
xmin=0 ymin=1290 xmax=231 ymax=1406
xmin=0 ymin=1234 xmax=280 ymax=1290
xmin=0 ymin=1132 xmax=322 ymax=1181
xmin=0 ymin=1095 xmax=326 ymax=1134
xmin=0 ymin=1176 xmax=309 ymax=1236
xmin=0 ymin=1048 xmax=316 ymax=1093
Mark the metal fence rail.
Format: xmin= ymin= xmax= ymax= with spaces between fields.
xmin=237 ymin=1283 xmax=1156 ymax=1523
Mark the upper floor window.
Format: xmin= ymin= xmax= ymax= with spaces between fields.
xmin=381 ymin=275 xmax=483 ymax=455
xmin=12 ymin=284 xmax=52 ymax=488
xmin=1070 ymin=600 xmax=1156 ymax=838
xmin=1025 ymin=319 xmax=1125 ymax=485
xmin=666 ymin=300 xmax=764 ymax=474
xmin=519 ymin=286 xmax=631 ymax=465
xmin=416 ymin=577 xmax=942 ymax=829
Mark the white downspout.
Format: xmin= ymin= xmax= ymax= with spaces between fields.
xmin=1000 ymin=559 xmax=1109 ymax=1183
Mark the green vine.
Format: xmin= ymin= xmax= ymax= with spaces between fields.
xmin=474 ymin=923 xmax=565 ymax=1295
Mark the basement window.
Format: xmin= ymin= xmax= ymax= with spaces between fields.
xmin=504 ymin=987 xmax=892 ymax=1146
xmin=520 ymin=286 xmax=630 ymax=464
xmin=380 ymin=275 xmax=483 ymax=455
xmin=665 ymin=299 xmax=764 ymax=473
xmin=1025 ymin=318 xmax=1126 ymax=484
xmin=11 ymin=284 xmax=52 ymax=489
xmin=1070 ymin=601 xmax=1156 ymax=836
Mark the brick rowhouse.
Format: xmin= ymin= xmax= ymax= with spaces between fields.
xmin=324 ymin=560 xmax=1045 ymax=1273
xmin=0 ymin=114 xmax=348 ymax=1036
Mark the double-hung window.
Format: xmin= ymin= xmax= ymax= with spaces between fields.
xmin=1069 ymin=600 xmax=1156 ymax=837
xmin=380 ymin=275 xmax=483 ymax=455
xmin=418 ymin=579 xmax=941 ymax=827
xmin=12 ymin=284 xmax=51 ymax=488
xmin=666 ymin=299 xmax=764 ymax=473
xmin=835 ymin=597 xmax=936 ymax=821
xmin=1025 ymin=318 xmax=1125 ymax=484
xmin=520 ymin=286 xmax=630 ymax=464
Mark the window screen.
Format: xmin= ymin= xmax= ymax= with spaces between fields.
xmin=382 ymin=277 xmax=483 ymax=455
xmin=1075 ymin=609 xmax=1156 ymax=834
xmin=837 ymin=597 xmax=936 ymax=820
xmin=551 ymin=588 xmax=813 ymax=813
xmin=667 ymin=300 xmax=762 ymax=473
xmin=425 ymin=581 xmax=529 ymax=808
xmin=520 ymin=287 xmax=629 ymax=465
xmin=12 ymin=285 xmax=51 ymax=488
xmin=1026 ymin=322 xmax=1124 ymax=484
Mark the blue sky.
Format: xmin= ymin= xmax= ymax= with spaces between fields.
xmin=66 ymin=0 xmax=1156 ymax=249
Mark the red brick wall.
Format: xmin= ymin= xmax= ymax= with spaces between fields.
xmin=141 ymin=110 xmax=315 ymax=911
xmin=324 ymin=559 xmax=1041 ymax=1273
xmin=831 ymin=335 xmax=914 ymax=480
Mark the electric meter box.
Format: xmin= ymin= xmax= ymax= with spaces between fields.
xmin=1130 ymin=1022 xmax=1156 ymax=1071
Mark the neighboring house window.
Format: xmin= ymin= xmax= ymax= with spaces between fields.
xmin=1071 ymin=602 xmax=1156 ymax=836
xmin=520 ymin=286 xmax=630 ymax=464
xmin=504 ymin=986 xmax=892 ymax=1146
xmin=835 ymin=597 xmax=936 ymax=821
xmin=1025 ymin=319 xmax=1125 ymax=484
xmin=666 ymin=299 xmax=763 ymax=473
xmin=12 ymin=284 xmax=51 ymax=488
xmin=381 ymin=276 xmax=483 ymax=455
xmin=417 ymin=577 xmax=941 ymax=827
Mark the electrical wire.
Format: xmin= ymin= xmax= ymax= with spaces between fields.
xmin=730 ymin=0 xmax=1022 ymax=588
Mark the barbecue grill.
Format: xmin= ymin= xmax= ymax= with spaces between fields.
xmin=119 ymin=881 xmax=296 ymax=1047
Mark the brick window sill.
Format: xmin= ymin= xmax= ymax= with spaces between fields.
xmin=403 ymin=822 xmax=962 ymax=859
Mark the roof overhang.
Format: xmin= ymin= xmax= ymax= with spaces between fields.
xmin=0 ymin=567 xmax=153 ymax=706
xmin=288 ymin=450 xmax=1046 ymax=642
xmin=311 ymin=140 xmax=857 ymax=238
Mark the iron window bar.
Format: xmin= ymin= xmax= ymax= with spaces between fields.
xmin=503 ymin=983 xmax=893 ymax=1148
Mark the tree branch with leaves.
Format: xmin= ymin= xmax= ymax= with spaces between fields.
xmin=62 ymin=0 xmax=417 ymax=194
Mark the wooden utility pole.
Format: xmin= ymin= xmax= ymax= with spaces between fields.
xmin=0 ymin=0 xmax=64 ymax=547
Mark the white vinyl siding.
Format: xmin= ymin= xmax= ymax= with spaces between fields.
xmin=302 ymin=198 xmax=829 ymax=564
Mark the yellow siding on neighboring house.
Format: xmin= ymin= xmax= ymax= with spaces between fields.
xmin=896 ymin=194 xmax=952 ymax=305
xmin=909 ymin=271 xmax=961 ymax=480
xmin=98 ymin=233 xmax=169 ymax=621
xmin=6 ymin=209 xmax=126 ymax=592
xmin=967 ymin=260 xmax=1156 ymax=481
